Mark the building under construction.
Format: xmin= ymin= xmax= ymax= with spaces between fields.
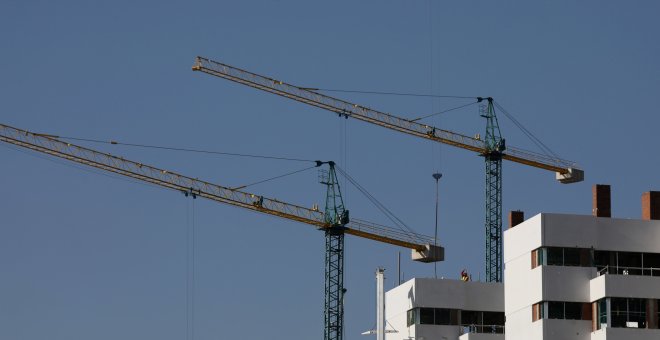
xmin=384 ymin=185 xmax=660 ymax=340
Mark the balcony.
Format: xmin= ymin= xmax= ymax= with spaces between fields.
xmin=590 ymin=273 xmax=660 ymax=301
xmin=591 ymin=327 xmax=660 ymax=340
xmin=458 ymin=324 xmax=504 ymax=340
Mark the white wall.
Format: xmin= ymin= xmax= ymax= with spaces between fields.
xmin=541 ymin=214 xmax=660 ymax=253
xmin=414 ymin=279 xmax=503 ymax=312
xmin=385 ymin=279 xmax=415 ymax=340
xmin=591 ymin=327 xmax=660 ymax=340
xmin=541 ymin=319 xmax=591 ymax=340
xmin=504 ymin=307 xmax=542 ymax=340
xmin=541 ymin=266 xmax=595 ymax=302
xmin=590 ymin=274 xmax=660 ymax=301
xmin=504 ymin=253 xmax=542 ymax=313
xmin=503 ymin=213 xmax=543 ymax=264
xmin=504 ymin=212 xmax=660 ymax=340
xmin=385 ymin=278 xmax=503 ymax=340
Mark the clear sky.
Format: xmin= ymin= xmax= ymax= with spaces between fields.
xmin=1 ymin=1 xmax=659 ymax=339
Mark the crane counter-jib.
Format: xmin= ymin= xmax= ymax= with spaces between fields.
xmin=0 ymin=123 xmax=439 ymax=258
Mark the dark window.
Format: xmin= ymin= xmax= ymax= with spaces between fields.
xmin=618 ymin=252 xmax=643 ymax=275
xmin=644 ymin=253 xmax=660 ymax=276
xmin=547 ymin=247 xmax=563 ymax=266
xmin=411 ymin=308 xmax=460 ymax=326
xmin=483 ymin=311 xmax=505 ymax=326
xmin=461 ymin=310 xmax=503 ymax=334
xmin=611 ymin=298 xmax=646 ymax=328
xmin=548 ymin=301 xmax=564 ymax=319
xmin=579 ymin=248 xmax=592 ymax=267
xmin=611 ymin=298 xmax=627 ymax=328
xmin=461 ymin=310 xmax=481 ymax=325
xmin=539 ymin=301 xmax=588 ymax=321
xmin=420 ymin=308 xmax=434 ymax=325
xmin=564 ymin=302 xmax=583 ymax=320
xmin=594 ymin=250 xmax=614 ymax=272
xmin=564 ymin=248 xmax=581 ymax=267
xmin=628 ymin=298 xmax=646 ymax=328
xmin=435 ymin=308 xmax=451 ymax=325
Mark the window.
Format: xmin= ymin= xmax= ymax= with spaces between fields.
xmin=461 ymin=310 xmax=481 ymax=325
xmin=534 ymin=301 xmax=590 ymax=321
xmin=596 ymin=299 xmax=607 ymax=330
xmin=594 ymin=250 xmax=615 ymax=273
xmin=563 ymin=248 xmax=582 ymax=267
xmin=609 ymin=298 xmax=647 ymax=328
xmin=536 ymin=248 xmax=660 ymax=274
xmin=564 ymin=302 xmax=583 ymax=320
xmin=435 ymin=308 xmax=451 ymax=325
xmin=407 ymin=307 xmax=498 ymax=331
xmin=461 ymin=310 xmax=504 ymax=334
xmin=409 ymin=308 xmax=458 ymax=326
xmin=533 ymin=247 xmax=591 ymax=268
xmin=483 ymin=311 xmax=505 ymax=326
xmin=548 ymin=301 xmax=564 ymax=319
xmin=407 ymin=308 xmax=416 ymax=327
xmin=595 ymin=250 xmax=660 ymax=276
xmin=419 ymin=308 xmax=435 ymax=325
xmin=618 ymin=252 xmax=643 ymax=275
xmin=645 ymin=253 xmax=660 ymax=276
xmin=595 ymin=298 xmax=658 ymax=329
xmin=547 ymin=247 xmax=564 ymax=266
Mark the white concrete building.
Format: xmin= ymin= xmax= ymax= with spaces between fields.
xmin=504 ymin=187 xmax=660 ymax=340
xmin=385 ymin=278 xmax=504 ymax=340
xmin=383 ymin=186 xmax=660 ymax=340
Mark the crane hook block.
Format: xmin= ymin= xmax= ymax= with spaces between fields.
xmin=411 ymin=244 xmax=445 ymax=263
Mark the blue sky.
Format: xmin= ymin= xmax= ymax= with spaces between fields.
xmin=1 ymin=1 xmax=659 ymax=339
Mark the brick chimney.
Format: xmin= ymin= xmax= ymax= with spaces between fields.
xmin=642 ymin=191 xmax=660 ymax=220
xmin=592 ymin=184 xmax=611 ymax=218
xmin=509 ymin=210 xmax=524 ymax=228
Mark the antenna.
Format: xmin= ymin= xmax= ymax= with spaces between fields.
xmin=432 ymin=172 xmax=442 ymax=279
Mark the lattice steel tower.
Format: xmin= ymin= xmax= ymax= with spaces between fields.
xmin=320 ymin=161 xmax=349 ymax=340
xmin=481 ymin=98 xmax=505 ymax=282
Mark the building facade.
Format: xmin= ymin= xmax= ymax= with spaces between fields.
xmin=385 ymin=278 xmax=504 ymax=340
xmin=503 ymin=189 xmax=660 ymax=340
xmin=383 ymin=187 xmax=660 ymax=340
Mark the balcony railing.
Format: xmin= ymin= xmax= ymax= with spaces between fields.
xmin=597 ymin=265 xmax=660 ymax=277
xmin=460 ymin=324 xmax=505 ymax=334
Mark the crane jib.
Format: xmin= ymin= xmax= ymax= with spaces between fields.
xmin=0 ymin=123 xmax=435 ymax=252
xmin=192 ymin=56 xmax=582 ymax=177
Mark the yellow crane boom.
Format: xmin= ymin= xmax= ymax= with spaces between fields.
xmin=1 ymin=122 xmax=444 ymax=340
xmin=0 ymin=122 xmax=439 ymax=254
xmin=192 ymin=56 xmax=583 ymax=182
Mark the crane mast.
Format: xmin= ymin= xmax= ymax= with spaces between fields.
xmin=320 ymin=162 xmax=348 ymax=340
xmin=192 ymin=56 xmax=584 ymax=284
xmin=481 ymin=98 xmax=505 ymax=283
xmin=0 ymin=122 xmax=443 ymax=340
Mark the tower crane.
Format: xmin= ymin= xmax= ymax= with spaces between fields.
xmin=191 ymin=56 xmax=584 ymax=284
xmin=0 ymin=123 xmax=443 ymax=340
